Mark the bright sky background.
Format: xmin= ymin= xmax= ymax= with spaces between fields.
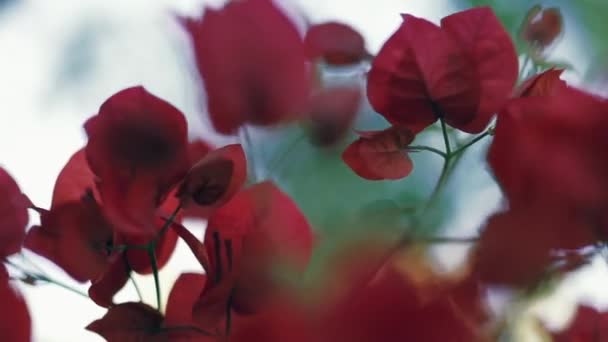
xmin=0 ymin=0 xmax=604 ymax=341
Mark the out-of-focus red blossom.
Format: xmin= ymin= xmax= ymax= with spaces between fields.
xmin=342 ymin=126 xmax=415 ymax=180
xmin=308 ymin=87 xmax=361 ymax=146
xmin=89 ymin=256 xmax=130 ymax=308
xmin=165 ymin=273 xmax=207 ymax=328
xmin=368 ymin=7 xmax=517 ymax=134
xmin=472 ymin=205 xmax=596 ymax=287
xmin=190 ymin=181 xmax=314 ymax=329
xmin=520 ymin=5 xmax=563 ymax=49
xmin=321 ymin=267 xmax=486 ymax=342
xmin=50 ymin=149 xmax=100 ymax=208
xmin=177 ymin=144 xmax=247 ymax=219
xmin=0 ymin=167 xmax=30 ymax=257
xmin=549 ymin=305 xmax=608 ymax=342
xmin=488 ymin=85 xmax=608 ymax=231
xmin=0 ymin=268 xmax=31 ymax=342
xmin=87 ymin=302 xmax=165 ymax=342
xmin=181 ymin=0 xmax=311 ymax=134
xmin=187 ymin=140 xmax=214 ymax=167
xmin=513 ymin=68 xmax=567 ymax=97
xmin=304 ymin=22 xmax=369 ymax=65
xmin=85 ymin=86 xmax=189 ymax=238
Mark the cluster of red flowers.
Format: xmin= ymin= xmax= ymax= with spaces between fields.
xmin=1 ymin=0 xmax=608 ymax=340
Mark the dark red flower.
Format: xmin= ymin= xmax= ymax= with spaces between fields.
xmin=513 ymin=68 xmax=567 ymax=97
xmin=177 ymin=144 xmax=247 ymax=218
xmin=304 ymin=22 xmax=369 ymax=65
xmin=87 ymin=302 xmax=165 ymax=341
xmin=181 ymin=0 xmax=311 ymax=134
xmin=472 ymin=205 xmax=596 ymax=287
xmin=367 ymin=7 xmax=517 ymax=134
xmin=0 ymin=168 xmax=30 ymax=258
xmin=520 ymin=6 xmax=563 ymax=49
xmin=488 ymin=85 xmax=608 ymax=216
xmin=308 ymin=87 xmax=361 ymax=146
xmin=0 ymin=268 xmax=31 ymax=342
xmin=186 ymin=182 xmax=314 ymax=329
xmin=88 ymin=256 xmax=131 ymax=308
xmin=342 ymin=126 xmax=415 ymax=180
xmin=187 ymin=140 xmax=214 ymax=167
xmin=85 ymin=86 xmax=189 ymax=238
xmin=549 ymin=305 xmax=608 ymax=342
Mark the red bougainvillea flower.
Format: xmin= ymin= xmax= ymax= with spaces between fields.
xmin=368 ymin=7 xmax=518 ymax=134
xmin=177 ymin=144 xmax=247 ymax=218
xmin=513 ymin=68 xmax=567 ymax=97
xmin=472 ymin=204 xmax=596 ymax=287
xmin=0 ymin=168 xmax=30 ymax=258
xmin=321 ymin=266 xmax=485 ymax=342
xmin=184 ymin=181 xmax=313 ymax=329
xmin=307 ymin=87 xmax=361 ymax=146
xmin=187 ymin=139 xmax=214 ymax=167
xmin=85 ymin=86 xmax=189 ymax=238
xmin=520 ymin=5 xmax=563 ymax=50
xmin=342 ymin=126 xmax=416 ymax=180
xmin=304 ymin=22 xmax=369 ymax=65
xmin=0 ymin=268 xmax=31 ymax=342
xmin=549 ymin=305 xmax=608 ymax=342
xmin=87 ymin=302 xmax=165 ymax=341
xmin=488 ymin=85 xmax=608 ymax=218
xmin=181 ymin=0 xmax=311 ymax=134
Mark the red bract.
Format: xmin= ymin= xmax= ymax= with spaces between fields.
xmin=367 ymin=7 xmax=517 ymax=134
xmin=472 ymin=205 xmax=596 ymax=287
xmin=0 ymin=168 xmax=30 ymax=257
xmin=342 ymin=126 xmax=415 ymax=180
xmin=488 ymin=85 xmax=608 ymax=220
xmin=51 ymin=149 xmax=99 ymax=208
xmin=85 ymin=86 xmax=189 ymax=238
xmin=177 ymin=144 xmax=247 ymax=218
xmin=182 ymin=0 xmax=311 ymax=134
xmin=87 ymin=302 xmax=165 ymax=342
xmin=513 ymin=68 xmax=566 ymax=97
xmin=549 ymin=305 xmax=608 ymax=342
xmin=520 ymin=6 xmax=563 ymax=49
xmin=304 ymin=22 xmax=369 ymax=65
xmin=189 ymin=182 xmax=314 ymax=329
xmin=89 ymin=256 xmax=130 ymax=308
xmin=0 ymin=268 xmax=31 ymax=342
xmin=308 ymin=87 xmax=361 ymax=146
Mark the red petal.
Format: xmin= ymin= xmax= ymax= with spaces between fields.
xmin=85 ymin=86 xmax=189 ymax=238
xmin=521 ymin=6 xmax=563 ymax=48
xmin=89 ymin=256 xmax=130 ymax=307
xmin=188 ymin=140 xmax=214 ymax=167
xmin=367 ymin=14 xmax=477 ymax=132
xmin=0 ymin=276 xmax=31 ymax=342
xmin=513 ymin=68 xmax=566 ymax=97
xmin=172 ymin=222 xmax=210 ymax=272
xmin=342 ymin=126 xmax=414 ymax=180
xmin=178 ymin=144 xmax=247 ymax=218
xmin=0 ymin=168 xmax=29 ymax=257
xmin=51 ymin=148 xmax=99 ymax=208
xmin=182 ymin=0 xmax=311 ymax=134
xmin=304 ymin=22 xmax=368 ymax=65
xmin=550 ymin=305 xmax=608 ymax=342
xmin=86 ymin=302 xmax=163 ymax=341
xmin=165 ymin=273 xmax=207 ymax=327
xmin=308 ymin=87 xmax=361 ymax=146
xmin=441 ymin=7 xmax=518 ymax=133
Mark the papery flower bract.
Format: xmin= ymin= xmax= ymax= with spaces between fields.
xmin=0 ymin=167 xmax=30 ymax=257
xmin=182 ymin=0 xmax=311 ymax=134
xmin=304 ymin=22 xmax=369 ymax=65
xmin=488 ymin=85 xmax=608 ymax=215
xmin=308 ymin=86 xmax=361 ymax=146
xmin=367 ymin=7 xmax=517 ymax=134
xmin=85 ymin=86 xmax=189 ymax=238
xmin=88 ymin=256 xmax=131 ymax=308
xmin=87 ymin=302 xmax=165 ymax=342
xmin=50 ymin=149 xmax=99 ymax=208
xmin=177 ymin=144 xmax=247 ymax=218
xmin=187 ymin=140 xmax=214 ymax=166
xmin=520 ymin=6 xmax=563 ymax=50
xmin=342 ymin=126 xmax=415 ymax=180
xmin=0 ymin=268 xmax=31 ymax=342
xmin=513 ymin=68 xmax=566 ymax=97
xmin=549 ymin=305 xmax=608 ymax=342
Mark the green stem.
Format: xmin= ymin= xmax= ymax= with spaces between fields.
xmin=519 ymin=54 xmax=531 ymax=81
xmin=124 ymin=258 xmax=143 ymax=302
xmin=440 ymin=118 xmax=452 ymax=155
xmin=240 ymin=126 xmax=258 ymax=182
xmin=407 ymin=145 xmax=447 ymax=159
xmin=451 ymin=130 xmax=492 ymax=157
xmin=148 ymin=247 xmax=161 ymax=310
xmin=34 ymin=274 xmax=90 ymax=298
xmin=157 ymin=204 xmax=182 ymax=239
